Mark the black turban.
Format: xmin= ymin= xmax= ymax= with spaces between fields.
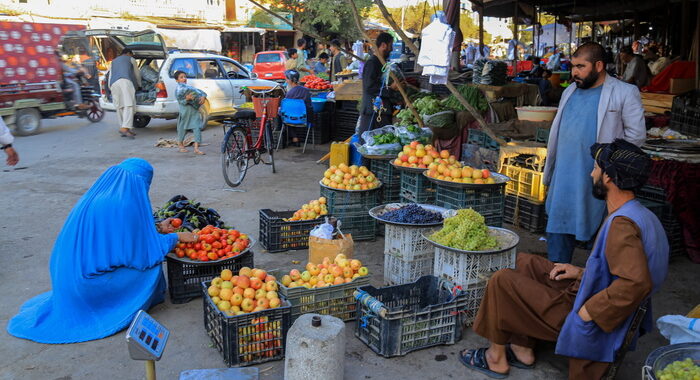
xmin=590 ymin=139 xmax=652 ymax=190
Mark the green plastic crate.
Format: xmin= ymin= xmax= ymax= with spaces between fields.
xmin=399 ymin=171 xmax=436 ymax=204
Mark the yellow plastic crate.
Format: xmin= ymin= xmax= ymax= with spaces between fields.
xmin=499 ymin=163 xmax=547 ymax=202
xmin=329 ymin=142 xmax=349 ymax=167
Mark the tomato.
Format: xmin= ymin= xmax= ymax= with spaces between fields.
xmin=200 ymin=255 xmax=209 ymax=262
xmin=207 ymin=251 xmax=218 ymax=260
xmin=229 ymin=230 xmax=240 ymax=240
xmin=201 ymin=227 xmax=212 ymax=235
xmin=232 ymin=242 xmax=243 ymax=252
xmin=176 ymin=243 xmax=185 ymax=249
xmin=212 ymin=241 xmax=222 ymax=249
xmin=205 ymin=235 xmax=215 ymax=244
xmin=194 ymin=243 xmax=202 ymax=250
xmin=171 ymin=218 xmax=182 ymax=228
xmin=176 ymin=249 xmax=185 ymax=258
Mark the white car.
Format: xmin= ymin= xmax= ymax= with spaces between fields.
xmin=92 ymin=29 xmax=278 ymax=128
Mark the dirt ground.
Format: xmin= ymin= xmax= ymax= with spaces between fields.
xmin=0 ymin=113 xmax=697 ymax=380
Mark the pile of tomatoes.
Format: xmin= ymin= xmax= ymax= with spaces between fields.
xmin=303 ymin=75 xmax=332 ymax=90
xmin=174 ymin=225 xmax=250 ymax=262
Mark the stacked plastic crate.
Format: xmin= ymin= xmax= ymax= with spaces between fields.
xmin=499 ymin=147 xmax=548 ymax=233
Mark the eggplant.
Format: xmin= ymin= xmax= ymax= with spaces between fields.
xmin=168 ymin=195 xmax=188 ymax=203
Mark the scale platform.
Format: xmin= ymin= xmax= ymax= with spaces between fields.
xmin=179 ymin=368 xmax=259 ymax=380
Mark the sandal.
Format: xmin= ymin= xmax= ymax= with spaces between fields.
xmin=459 ymin=348 xmax=509 ymax=379
xmin=194 ymin=150 xmax=206 ymax=155
xmin=178 ymin=148 xmax=189 ymax=153
xmin=506 ymin=345 xmax=535 ymax=369
xmin=119 ymin=131 xmax=135 ymax=140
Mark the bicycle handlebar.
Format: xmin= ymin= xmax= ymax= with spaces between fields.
xmin=242 ymin=84 xmax=282 ymax=95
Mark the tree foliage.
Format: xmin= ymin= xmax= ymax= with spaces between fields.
xmin=251 ymin=0 xmax=373 ymax=41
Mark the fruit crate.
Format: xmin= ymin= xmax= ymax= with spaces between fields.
xmin=371 ymin=159 xmax=401 ymax=204
xmin=638 ymin=198 xmax=686 ymax=258
xmin=419 ymin=76 xmax=450 ymax=95
xmin=499 ymin=163 xmax=547 ymax=202
xmin=399 ymin=170 xmax=436 ymax=204
xmin=259 ymin=209 xmax=324 ymax=253
xmin=320 ymin=186 xmax=381 ymax=241
xmin=467 ymin=129 xmax=500 ymax=152
xmin=434 ymin=184 xmax=505 ymax=227
xmin=332 ymin=109 xmax=359 ymax=141
xmin=383 ymin=223 xmax=436 ymax=285
xmin=275 ymin=275 xmax=371 ymax=322
xmin=355 ymin=275 xmax=467 ymax=357
xmin=166 ymin=250 xmax=254 ymax=304
xmin=670 ymin=90 xmax=700 ymax=137
xmin=202 ymin=281 xmax=291 ymax=367
xmin=504 ymin=195 xmax=547 ymax=233
xmin=501 ymin=154 xmax=545 ymax=172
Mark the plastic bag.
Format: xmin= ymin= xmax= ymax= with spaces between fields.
xmin=361 ymin=126 xmax=398 ymax=146
xmin=358 ymin=126 xmax=402 ymax=155
xmin=657 ymin=315 xmax=700 ymax=344
xmin=395 ymin=126 xmax=433 ymax=145
xmin=310 ymin=222 xmax=334 ymax=240
xmin=423 ymin=110 xmax=456 ymax=129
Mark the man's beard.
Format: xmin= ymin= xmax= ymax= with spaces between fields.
xmin=592 ymin=177 xmax=608 ymax=200
xmin=574 ymin=69 xmax=600 ymax=89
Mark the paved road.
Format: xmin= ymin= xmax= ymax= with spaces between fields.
xmin=0 ymin=113 xmax=696 ymax=380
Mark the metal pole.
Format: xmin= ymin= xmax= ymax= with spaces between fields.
xmin=479 ymin=5 xmax=484 ymax=56
xmin=553 ymin=21 xmax=557 ymax=53
xmin=145 ymin=360 xmax=156 ymax=380
xmin=513 ymin=0 xmax=519 ymax=75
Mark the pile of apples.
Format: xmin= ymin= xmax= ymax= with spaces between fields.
xmin=280 ymin=254 xmax=368 ymax=289
xmin=207 ymin=267 xmax=282 ymax=316
xmin=303 ymin=75 xmax=332 ymax=90
xmin=321 ymin=163 xmax=380 ymax=191
xmin=284 ymin=197 xmax=329 ymax=221
xmin=393 ymin=141 xmax=454 ymax=170
xmin=426 ymin=163 xmax=495 ymax=184
xmin=174 ymin=226 xmax=250 ymax=262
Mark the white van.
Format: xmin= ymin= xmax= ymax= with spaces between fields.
xmin=92 ymin=29 xmax=278 ymax=128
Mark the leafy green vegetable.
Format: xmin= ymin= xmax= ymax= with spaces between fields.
xmin=414 ymin=96 xmax=442 ymax=115
xmin=396 ymin=108 xmax=417 ymax=127
xmin=442 ymin=84 xmax=488 ymax=112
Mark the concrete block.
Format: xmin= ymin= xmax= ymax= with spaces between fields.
xmin=284 ymin=314 xmax=345 ymax=380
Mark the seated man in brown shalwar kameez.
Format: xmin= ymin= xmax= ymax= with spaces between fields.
xmin=459 ymin=139 xmax=669 ymax=380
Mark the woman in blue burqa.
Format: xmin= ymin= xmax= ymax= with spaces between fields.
xmin=7 ymin=158 xmax=198 ymax=343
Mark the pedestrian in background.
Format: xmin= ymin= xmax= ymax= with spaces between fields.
xmin=108 ymin=48 xmax=141 ymax=139
xmin=174 ymin=71 xmax=207 ymax=155
xmin=329 ymin=39 xmax=347 ymax=82
xmin=0 ymin=117 xmax=19 ymax=166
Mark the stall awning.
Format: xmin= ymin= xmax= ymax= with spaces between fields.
xmin=155 ymin=28 xmax=222 ymax=52
xmin=222 ymin=26 xmax=267 ymax=35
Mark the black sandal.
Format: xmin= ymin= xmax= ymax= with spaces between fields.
xmin=506 ymin=345 xmax=536 ymax=369
xmin=458 ymin=348 xmax=509 ymax=379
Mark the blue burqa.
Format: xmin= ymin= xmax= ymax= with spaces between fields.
xmin=7 ymin=158 xmax=178 ymax=343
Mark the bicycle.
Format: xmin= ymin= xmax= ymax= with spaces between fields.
xmin=221 ymin=85 xmax=281 ymax=187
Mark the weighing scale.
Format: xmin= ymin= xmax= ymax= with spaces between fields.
xmin=126 ymin=310 xmax=260 ymax=380
xmin=126 ymin=310 xmax=169 ymax=380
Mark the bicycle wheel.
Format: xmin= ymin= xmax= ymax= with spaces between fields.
xmin=261 ymin=119 xmax=276 ymax=173
xmin=221 ymin=126 xmax=249 ymax=187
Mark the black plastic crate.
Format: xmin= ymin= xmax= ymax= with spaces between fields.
xmin=259 ymin=209 xmax=323 ymax=253
xmin=504 ymin=195 xmax=546 ymax=233
xmin=399 ymin=170 xmax=436 ymax=204
xmin=202 ymin=281 xmax=291 ymax=367
xmin=311 ymin=111 xmax=332 ymax=144
xmin=535 ymin=127 xmax=550 ymax=144
xmin=336 ymin=100 xmax=359 ymax=111
xmin=166 ymin=250 xmax=254 ymax=304
xmin=637 ymin=198 xmax=686 ymax=258
xmin=419 ymin=76 xmax=450 ymax=95
xmin=435 ymin=183 xmax=505 ymax=227
xmin=275 ymin=275 xmax=371 ymax=322
xmin=670 ymin=90 xmax=700 ymax=137
xmin=332 ymin=109 xmax=359 ymax=141
xmin=319 ymin=186 xmax=380 ymax=241
xmin=467 ymin=129 xmax=500 ymax=152
xmin=355 ymin=275 xmax=467 ymax=357
xmin=635 ymin=185 xmax=666 ymax=204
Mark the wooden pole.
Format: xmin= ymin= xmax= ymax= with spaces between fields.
xmin=373 ymin=0 xmax=504 ymax=145
xmin=345 ymin=0 xmax=424 ymax=128
xmin=478 ymin=5 xmax=484 ymax=56
xmin=513 ymin=0 xmax=519 ymax=75
xmin=553 ymin=21 xmax=557 ymax=53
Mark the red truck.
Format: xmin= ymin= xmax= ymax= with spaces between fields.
xmin=0 ymin=21 xmax=103 ymax=135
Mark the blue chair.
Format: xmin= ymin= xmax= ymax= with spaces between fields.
xmin=277 ymin=98 xmax=313 ymax=153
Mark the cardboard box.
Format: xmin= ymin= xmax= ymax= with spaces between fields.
xmin=669 ymin=78 xmax=697 ymax=95
xmin=641 ymin=92 xmax=676 ymax=114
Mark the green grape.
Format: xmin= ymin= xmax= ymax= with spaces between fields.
xmin=430 ymin=209 xmax=498 ymax=251
xmin=656 ymin=358 xmax=700 ymax=380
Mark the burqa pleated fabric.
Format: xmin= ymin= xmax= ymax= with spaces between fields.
xmin=7 ymin=158 xmax=178 ymax=343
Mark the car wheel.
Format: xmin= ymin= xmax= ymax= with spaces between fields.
xmin=14 ymin=108 xmax=42 ymax=136
xmin=133 ymin=115 xmax=151 ymax=128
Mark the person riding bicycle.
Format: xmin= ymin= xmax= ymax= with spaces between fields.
xmin=282 ymin=69 xmax=312 ymax=147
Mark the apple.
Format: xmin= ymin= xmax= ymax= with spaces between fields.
xmin=265 ymin=291 xmax=278 ymax=300
xmin=243 ymin=287 xmax=256 ymax=299
xmin=482 ymin=169 xmax=491 ymax=178
xmin=221 ymin=269 xmax=233 ymax=281
xmin=343 ymin=267 xmax=353 ymax=278
xmin=212 ymin=296 xmax=221 ymax=304
xmin=217 ymin=300 xmax=231 ymax=311
xmin=269 ymin=298 xmax=281 ymax=308
xmin=221 ymin=281 xmax=233 ymax=289
xmin=324 ymin=274 xmax=335 ymax=284
xmin=239 ymin=267 xmax=252 ymax=277
xmin=358 ymin=267 xmax=369 ymax=276
xmin=265 ymin=275 xmax=276 ymax=282
xmin=350 ymin=259 xmax=361 ymax=271
xmin=256 ymin=298 xmax=270 ymax=309
xmin=231 ymin=293 xmax=243 ymax=306
xmin=233 ymin=287 xmax=244 ymax=296
xmin=250 ymin=277 xmax=263 ymax=290
xmin=255 ymin=288 xmax=267 ymax=300
xmin=241 ymin=298 xmax=254 ymax=312
xmin=290 ymin=269 xmax=301 ymax=281
xmin=237 ymin=275 xmax=251 ymax=289
xmin=231 ymin=305 xmax=241 ymax=313
xmin=281 ymin=275 xmax=292 ymax=287
xmin=208 ymin=286 xmax=220 ymax=297
xmin=265 ymin=281 xmax=278 ymax=292
xmin=211 ymin=277 xmax=223 ymax=287
xmin=230 ymin=275 xmax=239 ymax=287
xmin=252 ymin=269 xmax=267 ymax=281
xmin=301 ymin=271 xmax=311 ymax=282
xmin=309 ymin=265 xmax=320 ymax=276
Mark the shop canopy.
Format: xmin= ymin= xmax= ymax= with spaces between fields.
xmin=155 ymin=28 xmax=222 ymax=52
xmin=222 ymin=26 xmax=267 ymax=35
xmin=522 ymin=23 xmax=581 ymax=46
xmin=470 ymin=0 xmax=695 ymax=22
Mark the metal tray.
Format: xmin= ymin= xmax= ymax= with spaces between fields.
xmin=422 ymin=171 xmax=510 ymax=189
xmin=319 ymin=180 xmax=383 ymax=192
xmin=167 ymin=236 xmax=256 ymax=264
xmin=391 ymin=161 xmax=428 ymax=173
xmin=422 ymin=227 xmax=519 ymax=255
xmin=369 ymin=203 xmax=455 ymax=227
